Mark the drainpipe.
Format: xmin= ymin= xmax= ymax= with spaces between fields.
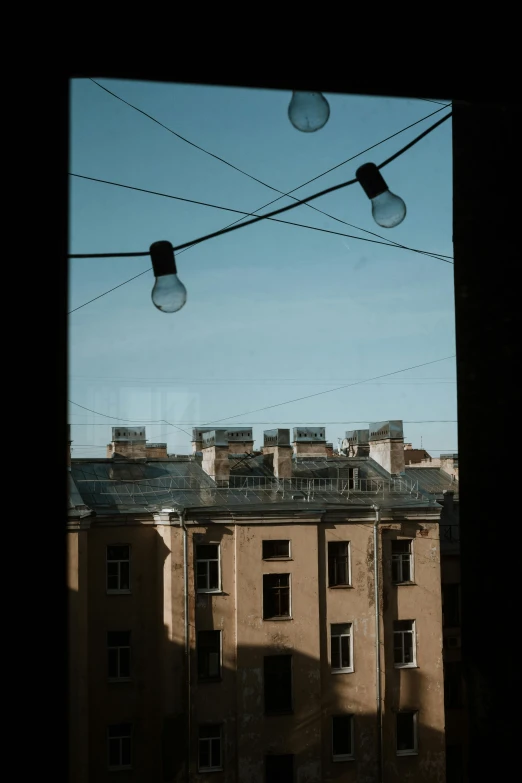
xmin=373 ymin=503 xmax=383 ymax=783
xmin=178 ymin=509 xmax=190 ymax=782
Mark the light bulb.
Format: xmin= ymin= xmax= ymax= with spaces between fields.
xmin=288 ymin=91 xmax=330 ymax=132
xmin=149 ymin=241 xmax=187 ymax=313
xmin=356 ymin=163 xmax=407 ymax=228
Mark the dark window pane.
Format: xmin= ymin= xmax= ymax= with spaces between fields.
xmin=198 ymin=631 xmax=220 ymax=680
xmin=331 ymin=637 xmax=340 ymax=669
xmin=392 ymin=540 xmax=411 ymax=554
xmin=401 ymin=557 xmax=411 ymax=582
xmin=332 ymin=715 xmax=352 ymax=756
xmin=196 ymin=561 xmax=208 ymax=589
xmin=108 ymin=648 xmax=118 ymax=678
xmin=265 ymin=754 xmax=294 ymax=782
xmin=392 ymin=558 xmax=400 ymax=582
xmin=264 ymin=655 xmax=292 ymax=713
xmin=200 ymin=725 xmax=219 ymax=739
xmin=263 ymin=540 xmax=290 ymax=559
xmin=263 ymin=574 xmax=290 ymax=618
xmin=210 ymin=738 xmax=221 ymax=768
xmin=119 ymin=647 xmax=131 ymax=678
xmin=121 ymin=737 xmax=131 ymax=766
xmin=328 ymin=542 xmax=349 ymax=586
xmin=108 ymin=545 xmax=129 ymax=560
xmin=197 ymin=545 xmax=218 ymax=560
xmin=393 ymin=641 xmax=403 ymax=664
xmin=209 ymin=560 xmax=219 ymax=589
xmin=395 ymin=620 xmax=413 ymax=632
xmin=120 ymin=562 xmax=130 ymax=590
xmin=199 ymin=741 xmax=210 ymax=769
xmin=108 ymin=631 xmax=130 ymax=647
xmin=341 ymin=635 xmax=351 ymax=668
xmin=397 ymin=713 xmax=415 ymax=751
xmin=404 ymin=633 xmax=413 ymax=663
xmin=108 ymin=739 xmax=120 ymax=767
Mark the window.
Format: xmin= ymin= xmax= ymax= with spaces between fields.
xmin=198 ymin=725 xmax=222 ymax=772
xmin=265 ymin=754 xmax=294 ymax=782
xmin=396 ymin=712 xmax=418 ymax=755
xmin=106 ymin=545 xmax=130 ymax=592
xmin=197 ymin=630 xmax=221 ymax=681
xmin=263 ymin=574 xmax=291 ymax=619
xmin=442 ymin=583 xmax=460 ymax=627
xmin=107 ymin=631 xmax=131 ymax=680
xmin=392 ymin=539 xmax=413 ymax=583
xmin=332 ymin=715 xmax=354 ymax=761
xmin=108 ymin=723 xmax=132 ymax=769
xmin=393 ymin=620 xmax=416 ymax=667
xmin=264 ymin=654 xmax=292 ymax=714
xmin=263 ymin=540 xmax=290 ymax=559
xmin=330 ymin=623 xmax=353 ymax=672
xmin=196 ymin=544 xmax=220 ymax=592
xmin=444 ymin=661 xmax=463 ymax=709
xmin=328 ymin=542 xmax=351 ymax=586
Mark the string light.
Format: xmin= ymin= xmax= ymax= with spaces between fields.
xmin=356 ymin=163 xmax=407 ymax=228
xmin=288 ymin=92 xmax=330 ymax=132
xmin=150 ymin=241 xmax=187 ymax=313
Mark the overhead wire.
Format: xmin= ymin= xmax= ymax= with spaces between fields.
xmin=70 ymin=172 xmax=453 ymax=262
xmin=78 ymin=84 xmax=452 ymax=264
xmin=69 ymin=111 xmax=452 ymax=260
xmin=69 ymin=96 xmax=452 ymax=312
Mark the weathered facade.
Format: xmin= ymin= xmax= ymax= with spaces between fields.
xmin=68 ymin=422 xmax=448 ymax=782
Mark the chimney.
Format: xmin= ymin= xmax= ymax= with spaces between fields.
xmin=326 ymin=443 xmax=334 ymax=457
xmin=201 ymin=429 xmax=231 ymax=486
xmin=262 ymin=429 xmax=292 ymax=478
xmin=145 ymin=442 xmax=168 ymax=458
xmin=292 ymin=427 xmax=327 ymax=457
xmin=440 ymin=453 xmax=458 ymax=481
xmin=342 ymin=429 xmax=370 ymax=457
xmin=369 ymin=420 xmax=405 ymax=475
xmin=107 ymin=426 xmax=147 ymax=459
xmin=192 ymin=427 xmax=254 ymax=454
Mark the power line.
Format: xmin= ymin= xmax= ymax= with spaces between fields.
xmin=70 ymin=374 xmax=456 ymax=382
xmin=78 ymin=85 xmax=452 ymax=264
xmin=68 ymin=353 xmax=456 ymax=429
xmin=69 ymin=98 xmax=452 ymax=313
xmin=203 ymin=355 xmax=456 ymax=424
xmin=70 ymin=172 xmax=453 ymax=262
xmin=69 ymin=111 xmax=452 ymax=260
xmin=68 ymin=421 xmax=458 ymax=425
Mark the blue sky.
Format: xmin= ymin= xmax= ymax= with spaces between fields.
xmin=69 ymin=80 xmax=456 ymax=457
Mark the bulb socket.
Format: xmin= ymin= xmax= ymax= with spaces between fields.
xmin=356 ymin=163 xmax=389 ymax=200
xmin=150 ymin=241 xmax=177 ymax=277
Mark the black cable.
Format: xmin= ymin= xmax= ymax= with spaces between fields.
xmin=70 ymin=173 xmax=453 ymax=262
xmin=203 ymin=355 xmax=456 ymax=424
xmin=84 ymin=84 xmax=453 ymax=263
xmin=69 ymin=112 xmax=452 ymax=260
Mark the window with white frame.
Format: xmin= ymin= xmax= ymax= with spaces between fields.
xmin=198 ymin=724 xmax=222 ymax=772
xmin=393 ymin=620 xmax=416 ymax=667
xmin=106 ymin=545 xmax=130 ymax=593
xmin=196 ymin=544 xmax=220 ymax=592
xmin=107 ymin=631 xmax=131 ymax=680
xmin=330 ymin=623 xmax=353 ymax=673
xmin=263 ymin=573 xmax=291 ymax=619
xmin=396 ymin=711 xmax=418 ymax=755
xmin=107 ymin=723 xmax=132 ymax=769
xmin=262 ymin=539 xmax=291 ymax=559
xmin=391 ymin=539 xmax=413 ymax=583
xmin=332 ymin=715 xmax=354 ymax=761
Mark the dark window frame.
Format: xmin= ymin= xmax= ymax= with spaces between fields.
xmin=196 ymin=544 xmax=221 ymax=593
xmin=264 ymin=654 xmax=293 ymax=715
xmin=106 ymin=544 xmax=131 ymax=593
xmin=197 ymin=630 xmax=222 ymax=681
xmin=328 ymin=541 xmax=351 ymax=587
xmin=262 ymin=540 xmax=291 ymax=560
xmin=332 ymin=714 xmax=355 ymax=761
xmin=330 ymin=623 xmax=353 ymax=672
xmin=391 ymin=539 xmax=413 ymax=583
xmin=107 ymin=630 xmax=131 ymax=680
xmin=198 ymin=724 xmax=223 ymax=772
xmin=107 ymin=723 xmax=132 ymax=770
xmin=263 ymin=573 xmax=291 ymax=619
xmin=396 ymin=711 xmax=418 ymax=755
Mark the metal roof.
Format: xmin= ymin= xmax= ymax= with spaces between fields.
xmin=405 ymin=467 xmax=459 ymax=496
xmin=69 ymin=458 xmax=434 ymax=515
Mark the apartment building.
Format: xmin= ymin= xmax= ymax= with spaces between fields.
xmin=67 ymin=422 xmax=447 ymax=782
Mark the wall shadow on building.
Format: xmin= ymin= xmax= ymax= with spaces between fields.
xmin=69 ymin=525 xmax=448 ymax=783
